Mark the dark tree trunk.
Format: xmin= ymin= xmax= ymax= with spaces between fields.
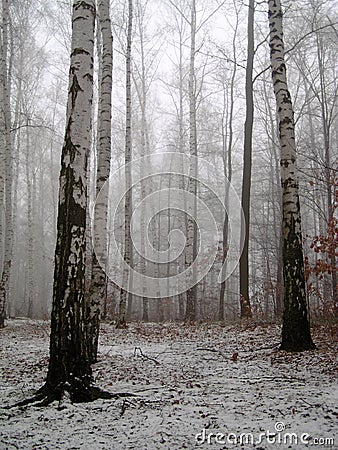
xmin=239 ymin=0 xmax=254 ymax=319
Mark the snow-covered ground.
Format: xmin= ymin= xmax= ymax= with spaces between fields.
xmin=0 ymin=319 xmax=337 ymax=449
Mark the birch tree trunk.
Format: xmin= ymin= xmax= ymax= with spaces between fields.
xmin=268 ymin=0 xmax=315 ymax=351
xmin=88 ymin=0 xmax=112 ymax=362
xmin=15 ymin=0 xmax=116 ymax=405
xmin=185 ymin=0 xmax=197 ymax=323
xmin=239 ymin=0 xmax=254 ymax=319
xmin=117 ymin=0 xmax=133 ymax=328
xmin=0 ymin=0 xmax=13 ymax=329
xmin=0 ymin=1 xmax=5 ymax=288
xmin=132 ymin=0 xmax=149 ymax=321
xmin=45 ymin=0 xmax=96 ymax=401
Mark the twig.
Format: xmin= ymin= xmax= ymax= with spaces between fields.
xmin=134 ymin=347 xmax=160 ymax=365
xmin=242 ymin=376 xmax=305 ymax=384
xmin=254 ymin=342 xmax=280 ymax=351
xmin=120 ymin=398 xmax=136 ymax=416
xmin=299 ymin=398 xmax=321 ymax=408
xmin=196 ymin=347 xmax=228 ymax=359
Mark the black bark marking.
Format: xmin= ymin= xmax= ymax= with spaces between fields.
xmin=74 ymin=1 xmax=96 ymax=14
xmin=280 ymin=210 xmax=316 ymax=351
xmin=71 ymin=48 xmax=90 ymax=58
xmin=69 ymin=74 xmax=83 ymax=109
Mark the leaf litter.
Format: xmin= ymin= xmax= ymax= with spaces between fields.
xmin=0 ymin=319 xmax=337 ymax=449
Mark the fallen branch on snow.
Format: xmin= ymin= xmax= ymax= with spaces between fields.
xmin=133 ymin=347 xmax=160 ymax=365
xmin=196 ymin=348 xmax=228 ymax=360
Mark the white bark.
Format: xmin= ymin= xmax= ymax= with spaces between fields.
xmin=117 ymin=0 xmax=133 ymax=328
xmin=269 ymin=0 xmax=315 ymax=351
xmin=185 ymin=0 xmax=197 ymax=322
xmin=46 ymin=0 xmax=96 ymax=390
xmin=88 ymin=0 xmax=112 ymax=360
xmin=0 ymin=0 xmax=13 ymax=328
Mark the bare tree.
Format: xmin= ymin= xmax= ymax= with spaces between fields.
xmin=268 ymin=0 xmax=315 ymax=351
xmin=239 ymin=0 xmax=254 ymax=319
xmin=0 ymin=0 xmax=13 ymax=328
xmin=132 ymin=0 xmax=160 ymax=322
xmin=88 ymin=0 xmax=113 ymax=362
xmin=218 ymin=1 xmax=240 ymax=321
xmin=117 ymin=0 xmax=133 ymax=328
xmin=185 ymin=0 xmax=198 ymax=322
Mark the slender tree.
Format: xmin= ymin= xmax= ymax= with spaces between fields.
xmin=25 ymin=115 xmax=35 ymax=318
xmin=117 ymin=0 xmax=133 ymax=328
xmin=132 ymin=0 xmax=154 ymax=322
xmin=88 ymin=0 xmax=113 ymax=363
xmin=0 ymin=0 xmax=13 ymax=329
xmin=218 ymin=1 xmax=239 ymax=321
xmin=314 ymin=24 xmax=337 ymax=305
xmin=268 ymin=0 xmax=315 ymax=351
xmin=185 ymin=0 xmax=198 ymax=322
xmin=239 ymin=0 xmax=254 ymax=319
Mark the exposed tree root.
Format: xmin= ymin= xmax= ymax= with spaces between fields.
xmin=7 ymin=382 xmax=137 ymax=409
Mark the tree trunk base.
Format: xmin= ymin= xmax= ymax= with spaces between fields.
xmin=279 ymin=341 xmax=316 ymax=352
xmin=8 ymin=382 xmax=136 ymax=408
xmin=280 ymin=325 xmax=316 ymax=352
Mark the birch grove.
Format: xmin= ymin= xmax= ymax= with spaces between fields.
xmin=0 ymin=0 xmax=336 ymax=345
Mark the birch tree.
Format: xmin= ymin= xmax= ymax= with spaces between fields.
xmin=16 ymin=0 xmax=116 ymax=405
xmin=0 ymin=0 xmax=13 ymax=329
xmin=185 ymin=0 xmax=198 ymax=323
xmin=88 ymin=0 xmax=113 ymax=363
xmin=116 ymin=0 xmax=133 ymax=328
xmin=268 ymin=0 xmax=315 ymax=351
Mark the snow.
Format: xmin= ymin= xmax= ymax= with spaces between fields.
xmin=0 ymin=319 xmax=337 ymax=449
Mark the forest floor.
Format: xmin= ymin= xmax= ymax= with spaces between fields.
xmin=0 ymin=319 xmax=337 ymax=450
